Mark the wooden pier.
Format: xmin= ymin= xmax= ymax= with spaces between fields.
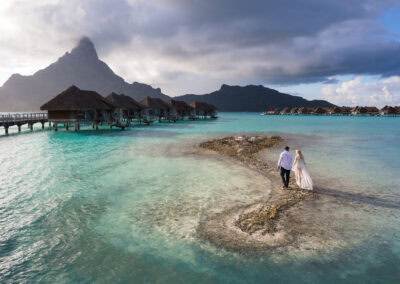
xmin=0 ymin=113 xmax=49 ymax=135
xmin=2 ymin=86 xmax=219 ymax=135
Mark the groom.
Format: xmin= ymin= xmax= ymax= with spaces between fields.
xmin=277 ymin=146 xmax=293 ymax=189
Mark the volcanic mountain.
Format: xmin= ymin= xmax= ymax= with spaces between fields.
xmin=0 ymin=37 xmax=335 ymax=112
xmin=0 ymin=37 xmax=168 ymax=111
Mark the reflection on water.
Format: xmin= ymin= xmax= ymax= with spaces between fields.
xmin=1 ymin=113 xmax=400 ymax=282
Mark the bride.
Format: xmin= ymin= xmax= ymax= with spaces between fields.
xmin=292 ymin=150 xmax=313 ymax=190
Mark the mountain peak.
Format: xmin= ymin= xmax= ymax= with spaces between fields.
xmin=0 ymin=36 xmax=169 ymax=111
xmin=70 ymin=36 xmax=98 ymax=60
xmin=66 ymin=85 xmax=80 ymax=91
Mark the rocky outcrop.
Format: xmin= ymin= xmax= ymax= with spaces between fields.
xmin=198 ymin=135 xmax=313 ymax=251
xmin=235 ymin=190 xmax=309 ymax=235
xmin=199 ymin=135 xmax=282 ymax=163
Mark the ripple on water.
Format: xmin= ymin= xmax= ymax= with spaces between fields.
xmin=1 ymin=114 xmax=400 ymax=282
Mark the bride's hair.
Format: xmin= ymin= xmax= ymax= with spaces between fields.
xmin=296 ymin=150 xmax=305 ymax=161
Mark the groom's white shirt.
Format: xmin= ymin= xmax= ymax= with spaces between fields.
xmin=278 ymin=150 xmax=293 ymax=170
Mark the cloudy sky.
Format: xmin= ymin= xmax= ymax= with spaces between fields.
xmin=0 ymin=0 xmax=400 ymax=106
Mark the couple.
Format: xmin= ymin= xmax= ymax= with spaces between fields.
xmin=277 ymin=146 xmax=313 ymax=190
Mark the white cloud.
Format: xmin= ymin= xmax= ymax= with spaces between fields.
xmin=0 ymin=0 xmax=400 ymax=97
xmin=322 ymin=76 xmax=400 ymax=107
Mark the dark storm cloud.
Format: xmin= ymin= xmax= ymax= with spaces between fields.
xmin=252 ymin=35 xmax=400 ymax=85
xmin=118 ymin=0 xmax=400 ymax=84
xmin=1 ymin=0 xmax=400 ymax=89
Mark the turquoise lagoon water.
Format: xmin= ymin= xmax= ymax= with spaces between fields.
xmin=1 ymin=113 xmax=400 ymax=282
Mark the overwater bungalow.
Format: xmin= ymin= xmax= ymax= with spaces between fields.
xmin=167 ymin=99 xmax=193 ymax=121
xmin=105 ymin=93 xmax=144 ymax=125
xmin=351 ymin=106 xmax=368 ymax=115
xmin=266 ymin=108 xmax=280 ymax=115
xmin=312 ymin=107 xmax=327 ymax=115
xmin=380 ymin=106 xmax=397 ymax=116
xmin=341 ymin=107 xmax=352 ymax=115
xmin=365 ymin=107 xmax=379 ymax=116
xmin=280 ymin=107 xmax=290 ymax=115
xmin=290 ymin=107 xmax=299 ymax=115
xmin=327 ymin=107 xmax=342 ymax=115
xmin=207 ymin=103 xmax=218 ymax=118
xmin=297 ymin=107 xmax=312 ymax=115
xmin=40 ymin=85 xmax=114 ymax=131
xmin=351 ymin=106 xmax=379 ymax=116
xmin=139 ymin=96 xmax=170 ymax=123
xmin=261 ymin=108 xmax=280 ymax=115
xmin=190 ymin=101 xmax=212 ymax=119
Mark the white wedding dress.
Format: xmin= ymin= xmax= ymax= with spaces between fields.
xmin=292 ymin=156 xmax=313 ymax=190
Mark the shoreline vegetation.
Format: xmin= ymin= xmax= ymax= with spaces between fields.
xmin=197 ymin=135 xmax=314 ymax=251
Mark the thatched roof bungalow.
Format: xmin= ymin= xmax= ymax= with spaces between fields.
xmin=327 ymin=107 xmax=342 ymax=115
xmin=190 ymin=101 xmax=213 ymax=118
xmin=206 ymin=103 xmax=218 ymax=118
xmin=40 ymin=86 xmax=114 ymax=125
xmin=340 ymin=107 xmax=352 ymax=115
xmin=312 ymin=107 xmax=327 ymax=115
xmin=297 ymin=107 xmax=312 ymax=115
xmin=380 ymin=106 xmax=397 ymax=116
xmin=351 ymin=106 xmax=378 ymax=115
xmin=140 ymin=96 xmax=170 ymax=122
xmin=105 ymin=93 xmax=144 ymax=120
xmin=365 ymin=107 xmax=379 ymax=115
xmin=351 ymin=106 xmax=368 ymax=115
xmin=280 ymin=107 xmax=290 ymax=115
xmin=167 ymin=99 xmax=193 ymax=120
xmin=140 ymin=96 xmax=170 ymax=111
xmin=265 ymin=108 xmax=280 ymax=115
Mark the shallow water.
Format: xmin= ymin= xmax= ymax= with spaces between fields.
xmin=1 ymin=113 xmax=400 ymax=282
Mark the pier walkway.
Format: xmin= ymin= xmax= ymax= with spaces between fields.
xmin=0 ymin=113 xmax=49 ymax=135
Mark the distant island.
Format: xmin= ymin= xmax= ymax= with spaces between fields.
xmin=0 ymin=37 xmax=334 ymax=112
xmin=176 ymin=84 xmax=335 ymax=112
